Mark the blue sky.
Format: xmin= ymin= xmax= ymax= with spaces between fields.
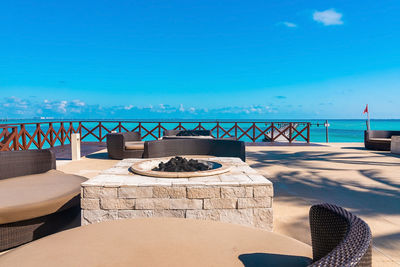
xmin=1 ymin=0 xmax=399 ymax=119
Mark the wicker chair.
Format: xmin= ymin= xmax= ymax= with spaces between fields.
xmin=308 ymin=203 xmax=372 ymax=267
xmin=364 ymin=130 xmax=400 ymax=151
xmin=106 ymin=132 xmax=143 ymax=159
xmin=0 ymin=150 xmax=86 ymax=251
xmin=163 ymin=130 xmax=237 ymax=140
xmin=143 ymin=139 xmax=246 ymax=162
xmin=163 ymin=130 xmax=212 ymax=137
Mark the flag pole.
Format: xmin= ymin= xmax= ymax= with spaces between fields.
xmin=364 ymin=104 xmax=370 ymax=131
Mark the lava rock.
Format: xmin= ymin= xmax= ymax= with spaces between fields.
xmin=152 ymin=156 xmax=211 ymax=172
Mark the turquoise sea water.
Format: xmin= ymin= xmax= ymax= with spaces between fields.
xmin=308 ymin=119 xmax=400 ymax=142
xmin=1 ymin=119 xmax=400 ymax=144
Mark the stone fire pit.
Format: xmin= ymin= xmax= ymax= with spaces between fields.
xmin=81 ymin=157 xmax=273 ymax=230
xmin=130 ymin=157 xmax=232 ymax=178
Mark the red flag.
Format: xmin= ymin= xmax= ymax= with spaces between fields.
xmin=363 ymin=104 xmax=368 ymax=114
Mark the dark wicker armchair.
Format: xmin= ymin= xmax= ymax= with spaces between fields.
xmin=164 ymin=129 xmax=212 ymax=137
xmin=308 ymin=203 xmax=372 ymax=267
xmin=106 ymin=132 xmax=143 ymax=159
xmin=364 ymin=130 xmax=400 ymax=151
xmin=163 ymin=129 xmax=237 ymax=140
xmin=143 ymin=139 xmax=246 ymax=162
xmin=0 ymin=150 xmax=86 ymax=251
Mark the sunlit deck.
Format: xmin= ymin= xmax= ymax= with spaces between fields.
xmin=55 ymin=142 xmax=400 ymax=266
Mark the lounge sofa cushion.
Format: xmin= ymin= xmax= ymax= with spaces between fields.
xmin=162 ymin=135 xmax=214 ymax=140
xmin=0 ymin=170 xmax=86 ymax=224
xmin=369 ymin=138 xmax=391 ymax=142
xmin=0 ymin=218 xmax=312 ymax=267
xmin=125 ymin=141 xmax=145 ymax=150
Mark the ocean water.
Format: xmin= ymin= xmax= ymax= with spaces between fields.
xmin=1 ymin=119 xmax=400 ymax=146
xmin=308 ymin=119 xmax=400 ymax=142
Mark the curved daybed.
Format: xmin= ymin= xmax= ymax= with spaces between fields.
xmin=0 ymin=203 xmax=371 ymax=267
xmin=364 ymin=130 xmax=400 ymax=151
xmin=0 ymin=150 xmax=87 ymax=251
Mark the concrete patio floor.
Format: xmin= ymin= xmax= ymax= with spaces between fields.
xmin=57 ymin=143 xmax=400 ymax=266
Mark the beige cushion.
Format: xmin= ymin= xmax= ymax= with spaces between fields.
xmin=162 ymin=136 xmax=213 ymax=139
xmin=0 ymin=218 xmax=312 ymax=267
xmin=125 ymin=141 xmax=144 ymax=150
xmin=0 ymin=170 xmax=86 ymax=224
xmin=369 ymin=138 xmax=391 ymax=142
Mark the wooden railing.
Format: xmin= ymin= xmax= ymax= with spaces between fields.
xmin=0 ymin=121 xmax=311 ymax=151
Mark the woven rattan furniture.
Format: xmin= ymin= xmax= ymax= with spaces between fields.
xmin=0 ymin=150 xmax=87 ymax=251
xmin=143 ymin=139 xmax=246 ymax=161
xmin=163 ymin=129 xmax=212 ymax=137
xmin=364 ymin=130 xmax=400 ymax=151
xmin=106 ymin=132 xmax=143 ymax=159
xmin=308 ymin=203 xmax=372 ymax=267
xmin=163 ymin=130 xmax=237 ymax=140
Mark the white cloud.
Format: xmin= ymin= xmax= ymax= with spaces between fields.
xmin=72 ymin=99 xmax=85 ymax=107
xmin=0 ymin=97 xmax=282 ymax=119
xmin=57 ymin=101 xmax=68 ymax=113
xmin=313 ymin=9 xmax=343 ymax=26
xmin=124 ymin=105 xmax=134 ymax=110
xmin=282 ymin=21 xmax=297 ymax=28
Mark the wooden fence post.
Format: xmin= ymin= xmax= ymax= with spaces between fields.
xmin=12 ymin=127 xmax=19 ymax=150
xmin=99 ymin=122 xmax=102 ymax=142
xmin=49 ymin=123 xmax=54 ymax=147
xmin=60 ymin=122 xmax=65 ymax=145
xmin=271 ymin=122 xmax=275 ymax=142
xmin=36 ymin=123 xmax=42 ymax=149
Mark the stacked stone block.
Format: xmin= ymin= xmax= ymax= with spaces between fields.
xmin=81 ymin=158 xmax=273 ymax=231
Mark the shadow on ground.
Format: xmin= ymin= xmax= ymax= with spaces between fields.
xmin=246 ymin=148 xmax=400 ymax=261
xmin=85 ymin=152 xmax=109 ymax=159
xmin=239 ymin=253 xmax=311 ymax=267
xmin=247 ymin=150 xmax=400 ymax=216
xmin=248 ymin=149 xmax=398 ymax=170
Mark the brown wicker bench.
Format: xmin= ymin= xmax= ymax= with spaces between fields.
xmin=163 ymin=130 xmax=237 ymax=140
xmin=364 ymin=130 xmax=400 ymax=151
xmin=106 ymin=132 xmax=143 ymax=159
xmin=0 ymin=150 xmax=87 ymax=251
xmin=163 ymin=129 xmax=212 ymax=137
xmin=143 ymin=138 xmax=246 ymax=162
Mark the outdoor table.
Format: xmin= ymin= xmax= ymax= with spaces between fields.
xmin=0 ymin=218 xmax=312 ymax=267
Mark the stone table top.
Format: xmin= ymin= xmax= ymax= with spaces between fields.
xmin=82 ymin=157 xmax=271 ymax=187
